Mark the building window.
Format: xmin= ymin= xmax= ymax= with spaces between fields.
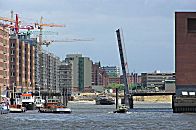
xmin=11 ymin=43 xmax=15 ymax=48
xmin=11 ymin=50 xmax=15 ymax=55
xmin=11 ymin=57 xmax=15 ymax=62
xmin=11 ymin=64 xmax=15 ymax=69
xmin=11 ymin=72 xmax=15 ymax=77
xmin=188 ymin=18 xmax=196 ymax=33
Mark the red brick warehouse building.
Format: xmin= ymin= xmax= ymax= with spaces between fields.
xmin=175 ymin=12 xmax=196 ymax=95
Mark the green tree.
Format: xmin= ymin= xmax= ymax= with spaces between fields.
xmin=106 ymin=83 xmax=124 ymax=91
xmin=129 ymin=83 xmax=137 ymax=90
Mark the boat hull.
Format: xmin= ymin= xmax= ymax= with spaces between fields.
xmin=22 ymin=102 xmax=35 ymax=110
xmin=113 ymin=109 xmax=128 ymax=113
xmin=113 ymin=105 xmax=129 ymax=113
xmin=9 ymin=108 xmax=25 ymax=113
xmin=0 ymin=108 xmax=9 ymax=114
xmin=39 ymin=108 xmax=71 ymax=114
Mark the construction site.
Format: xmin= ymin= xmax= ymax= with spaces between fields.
xmin=0 ymin=11 xmax=96 ymax=102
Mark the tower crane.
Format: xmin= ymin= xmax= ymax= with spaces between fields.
xmin=0 ymin=14 xmax=33 ymax=33
xmin=0 ymin=16 xmax=15 ymax=28
xmin=35 ymin=16 xmax=65 ymax=52
xmin=0 ymin=16 xmax=15 ymax=23
xmin=42 ymin=38 xmax=94 ymax=47
xmin=15 ymin=14 xmax=35 ymax=33
xmin=0 ymin=16 xmax=16 ymax=35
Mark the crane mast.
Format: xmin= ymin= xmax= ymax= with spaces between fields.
xmin=36 ymin=16 xmax=65 ymax=53
xmin=116 ymin=29 xmax=131 ymax=108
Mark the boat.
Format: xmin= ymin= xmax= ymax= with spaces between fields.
xmin=95 ymin=95 xmax=115 ymax=105
xmin=0 ymin=96 xmax=10 ymax=114
xmin=113 ymin=104 xmax=128 ymax=113
xmin=9 ymin=104 xmax=26 ymax=113
xmin=35 ymin=96 xmax=45 ymax=109
xmin=39 ymin=99 xmax=71 ymax=114
xmin=21 ymin=92 xmax=35 ymax=110
xmin=0 ymin=102 xmax=9 ymax=114
xmin=50 ymin=104 xmax=72 ymax=114
xmin=9 ymin=97 xmax=26 ymax=113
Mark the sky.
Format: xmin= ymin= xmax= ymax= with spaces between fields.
xmin=0 ymin=0 xmax=196 ymax=73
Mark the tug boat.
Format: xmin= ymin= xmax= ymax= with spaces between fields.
xmin=39 ymin=99 xmax=71 ymax=114
xmin=113 ymin=104 xmax=128 ymax=113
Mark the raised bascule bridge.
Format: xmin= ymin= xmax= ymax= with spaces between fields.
xmin=116 ymin=12 xmax=196 ymax=113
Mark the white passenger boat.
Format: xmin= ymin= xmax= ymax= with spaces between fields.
xmin=21 ymin=92 xmax=35 ymax=110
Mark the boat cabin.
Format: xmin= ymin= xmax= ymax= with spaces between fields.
xmin=21 ymin=92 xmax=34 ymax=103
xmin=46 ymin=99 xmax=65 ymax=109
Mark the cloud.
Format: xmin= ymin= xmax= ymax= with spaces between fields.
xmin=0 ymin=0 xmax=195 ymax=73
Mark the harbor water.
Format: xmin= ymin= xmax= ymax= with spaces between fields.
xmin=0 ymin=101 xmax=196 ymax=130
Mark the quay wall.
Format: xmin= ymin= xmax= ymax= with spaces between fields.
xmin=74 ymin=93 xmax=172 ymax=103
xmin=133 ymin=95 xmax=172 ymax=103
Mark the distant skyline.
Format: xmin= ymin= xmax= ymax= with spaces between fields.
xmin=1 ymin=0 xmax=196 ymax=73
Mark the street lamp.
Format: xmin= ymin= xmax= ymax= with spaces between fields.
xmin=98 ymin=72 xmax=102 ymax=86
xmin=48 ymin=86 xmax=51 ymax=99
xmin=12 ymin=83 xmax=15 ymax=99
xmin=39 ymin=86 xmax=41 ymax=97
xmin=29 ymin=82 xmax=31 ymax=92
xmin=0 ymin=86 xmax=1 ymax=103
xmin=12 ymin=83 xmax=16 ymax=105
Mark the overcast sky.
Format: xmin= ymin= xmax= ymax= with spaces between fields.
xmin=1 ymin=0 xmax=196 ymax=73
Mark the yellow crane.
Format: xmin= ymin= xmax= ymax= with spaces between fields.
xmin=42 ymin=38 xmax=94 ymax=47
xmin=0 ymin=16 xmax=15 ymax=29
xmin=0 ymin=16 xmax=15 ymax=23
xmin=35 ymin=16 xmax=65 ymax=52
